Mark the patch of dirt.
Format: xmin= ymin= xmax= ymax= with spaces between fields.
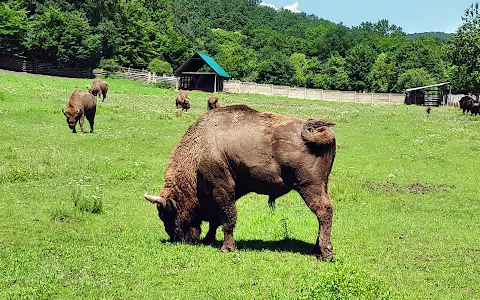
xmin=364 ymin=181 xmax=455 ymax=194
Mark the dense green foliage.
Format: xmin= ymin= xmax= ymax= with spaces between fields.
xmin=0 ymin=0 xmax=476 ymax=93
xmin=448 ymin=2 xmax=480 ymax=94
xmin=1 ymin=70 xmax=479 ymax=299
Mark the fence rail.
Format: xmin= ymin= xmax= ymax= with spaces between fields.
xmin=93 ymin=68 xmax=176 ymax=85
xmin=0 ymin=54 xmax=94 ymax=78
xmin=224 ymin=80 xmax=405 ymax=104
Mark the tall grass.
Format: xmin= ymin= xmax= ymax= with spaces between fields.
xmin=0 ymin=70 xmax=478 ymax=299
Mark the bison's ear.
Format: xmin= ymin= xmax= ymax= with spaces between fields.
xmin=62 ymin=108 xmax=66 ymax=116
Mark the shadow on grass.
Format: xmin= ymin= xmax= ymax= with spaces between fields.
xmin=236 ymin=238 xmax=313 ymax=255
xmin=158 ymin=238 xmax=314 ymax=255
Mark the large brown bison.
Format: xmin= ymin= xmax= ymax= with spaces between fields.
xmin=175 ymin=91 xmax=190 ymax=111
xmin=88 ymin=79 xmax=109 ymax=102
xmin=207 ymin=96 xmax=221 ymax=110
xmin=62 ymin=88 xmax=96 ymax=133
xmin=144 ymin=105 xmax=336 ymax=260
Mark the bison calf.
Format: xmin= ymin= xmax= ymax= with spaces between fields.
xmin=207 ymin=96 xmax=221 ymax=110
xmin=144 ymin=105 xmax=336 ymax=261
xmin=175 ymin=91 xmax=190 ymax=111
xmin=88 ymin=79 xmax=109 ymax=102
xmin=62 ymin=88 xmax=96 ymax=133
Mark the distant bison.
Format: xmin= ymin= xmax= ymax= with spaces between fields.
xmin=144 ymin=105 xmax=336 ymax=260
xmin=175 ymin=91 xmax=190 ymax=111
xmin=88 ymin=79 xmax=109 ymax=102
xmin=62 ymin=88 xmax=96 ymax=133
xmin=471 ymin=102 xmax=480 ymax=116
xmin=207 ymin=96 xmax=221 ymax=110
xmin=459 ymin=96 xmax=474 ymax=114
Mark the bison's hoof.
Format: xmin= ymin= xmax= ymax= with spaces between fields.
xmin=312 ymin=244 xmax=333 ymax=261
xmin=220 ymin=243 xmax=235 ymax=253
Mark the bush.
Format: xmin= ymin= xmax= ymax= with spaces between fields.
xmin=147 ymin=58 xmax=173 ymax=75
xmin=151 ymin=81 xmax=174 ymax=89
xmin=98 ymin=58 xmax=122 ymax=73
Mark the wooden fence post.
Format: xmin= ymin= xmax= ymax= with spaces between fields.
xmin=371 ymin=92 xmax=374 ymax=103
xmin=304 ymin=87 xmax=307 ymax=99
xmin=338 ymin=90 xmax=341 ymax=102
xmin=354 ymin=91 xmax=357 ymax=102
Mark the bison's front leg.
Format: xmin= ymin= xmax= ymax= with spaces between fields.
xmin=79 ymin=114 xmax=85 ymax=133
xmin=299 ymin=185 xmax=334 ymax=261
xmin=220 ymin=204 xmax=237 ymax=252
xmin=212 ymin=187 xmax=237 ymax=252
xmin=202 ymin=221 xmax=220 ymax=245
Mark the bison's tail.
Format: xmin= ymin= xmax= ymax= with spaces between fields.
xmin=301 ymin=119 xmax=336 ymax=146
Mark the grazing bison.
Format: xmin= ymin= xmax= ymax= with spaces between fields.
xmin=88 ymin=79 xmax=109 ymax=102
xmin=175 ymin=91 xmax=190 ymax=111
xmin=207 ymin=96 xmax=221 ymax=110
xmin=62 ymin=88 xmax=96 ymax=133
xmin=144 ymin=105 xmax=336 ymax=260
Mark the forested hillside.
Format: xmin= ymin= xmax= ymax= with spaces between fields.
xmin=0 ymin=0 xmax=467 ymax=93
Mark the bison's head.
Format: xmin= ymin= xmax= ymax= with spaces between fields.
xmin=62 ymin=108 xmax=81 ymax=131
xmin=182 ymin=99 xmax=191 ymax=111
xmin=144 ymin=193 xmax=199 ymax=243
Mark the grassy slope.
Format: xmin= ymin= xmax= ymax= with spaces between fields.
xmin=0 ymin=70 xmax=478 ymax=299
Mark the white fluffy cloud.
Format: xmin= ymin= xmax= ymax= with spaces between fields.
xmin=259 ymin=1 xmax=278 ymax=9
xmin=259 ymin=2 xmax=301 ymax=13
xmin=283 ymin=2 xmax=300 ymax=13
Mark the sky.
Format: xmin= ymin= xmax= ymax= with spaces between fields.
xmin=259 ymin=0 xmax=475 ymax=34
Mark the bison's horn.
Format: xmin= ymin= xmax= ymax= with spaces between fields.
xmin=144 ymin=193 xmax=165 ymax=204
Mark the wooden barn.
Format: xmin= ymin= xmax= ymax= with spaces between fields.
xmin=174 ymin=52 xmax=230 ymax=92
xmin=405 ymin=82 xmax=451 ymax=106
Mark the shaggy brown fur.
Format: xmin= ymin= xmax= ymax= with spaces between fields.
xmin=88 ymin=79 xmax=109 ymax=102
xmin=175 ymin=91 xmax=190 ymax=111
xmin=144 ymin=104 xmax=336 ymax=261
xmin=207 ymin=96 xmax=221 ymax=110
xmin=62 ymin=88 xmax=96 ymax=133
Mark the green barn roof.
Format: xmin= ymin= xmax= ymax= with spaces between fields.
xmin=174 ymin=52 xmax=230 ymax=78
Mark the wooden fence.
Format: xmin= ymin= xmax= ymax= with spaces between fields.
xmin=93 ymin=68 xmax=177 ymax=85
xmin=224 ymin=80 xmax=406 ymax=104
xmin=0 ymin=54 xmax=94 ymax=78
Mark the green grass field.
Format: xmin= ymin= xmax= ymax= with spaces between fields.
xmin=0 ymin=70 xmax=478 ymax=299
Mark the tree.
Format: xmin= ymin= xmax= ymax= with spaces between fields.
xmin=205 ymin=29 xmax=257 ymax=80
xmin=449 ymin=1 xmax=480 ymax=94
xmin=345 ymin=43 xmax=377 ymax=91
xmin=254 ymin=50 xmax=295 ymax=86
xmin=312 ymin=55 xmax=349 ymax=90
xmin=367 ymin=53 xmax=396 ymax=92
xmin=395 ymin=68 xmax=435 ymax=92
xmin=0 ymin=2 xmax=27 ymax=54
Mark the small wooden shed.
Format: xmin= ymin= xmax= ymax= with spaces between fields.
xmin=174 ymin=52 xmax=230 ymax=92
xmin=405 ymin=82 xmax=451 ymax=106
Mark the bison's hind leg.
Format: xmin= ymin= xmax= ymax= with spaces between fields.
xmin=298 ymin=185 xmax=334 ymax=261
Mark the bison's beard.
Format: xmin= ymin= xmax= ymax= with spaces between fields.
xmin=167 ymin=223 xmax=200 ymax=244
